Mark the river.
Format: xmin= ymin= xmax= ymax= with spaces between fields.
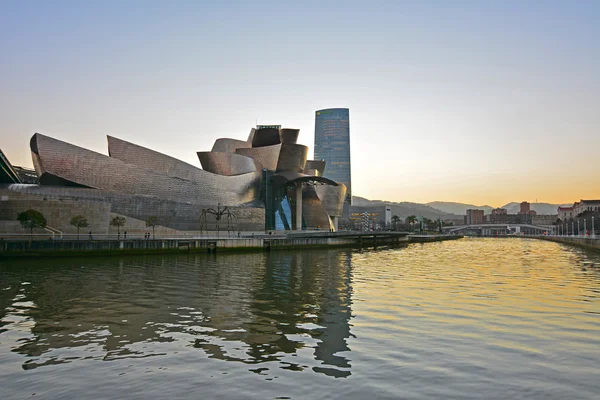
xmin=1 ymin=238 xmax=599 ymax=399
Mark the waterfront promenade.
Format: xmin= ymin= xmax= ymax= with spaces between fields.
xmin=3 ymin=231 xmax=460 ymax=257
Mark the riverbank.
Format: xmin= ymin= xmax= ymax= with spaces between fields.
xmin=409 ymin=234 xmax=464 ymax=243
xmin=0 ymin=232 xmax=465 ymax=258
xmin=539 ymin=236 xmax=600 ymax=252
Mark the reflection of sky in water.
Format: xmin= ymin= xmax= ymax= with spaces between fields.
xmin=1 ymin=239 xmax=599 ymax=399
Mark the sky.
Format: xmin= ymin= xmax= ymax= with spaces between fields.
xmin=1 ymin=0 xmax=598 ymax=207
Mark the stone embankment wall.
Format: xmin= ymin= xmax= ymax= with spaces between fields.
xmin=541 ymin=236 xmax=600 ymax=251
xmin=0 ymin=199 xmax=111 ymax=234
xmin=0 ymin=233 xmax=411 ymax=258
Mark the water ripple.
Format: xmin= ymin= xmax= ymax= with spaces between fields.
xmin=0 ymin=238 xmax=599 ymax=399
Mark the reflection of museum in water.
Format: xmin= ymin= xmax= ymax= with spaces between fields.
xmin=1 ymin=250 xmax=354 ymax=377
xmin=0 ymin=127 xmax=347 ymax=234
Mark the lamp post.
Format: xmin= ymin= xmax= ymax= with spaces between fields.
xmin=593 ymin=216 xmax=595 ymax=239
xmin=584 ymin=219 xmax=587 ymax=236
xmin=572 ymin=221 xmax=574 ymax=236
xmin=577 ymin=220 xmax=580 ymax=236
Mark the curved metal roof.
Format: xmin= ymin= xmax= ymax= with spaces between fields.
xmin=271 ymin=171 xmax=338 ymax=187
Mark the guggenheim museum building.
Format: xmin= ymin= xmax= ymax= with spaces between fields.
xmin=0 ymin=127 xmax=347 ymax=234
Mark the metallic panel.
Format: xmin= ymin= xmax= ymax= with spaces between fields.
xmin=108 ymin=135 xmax=203 ymax=181
xmin=247 ymin=128 xmax=256 ymax=143
xmin=279 ymin=129 xmax=299 ymax=144
xmin=304 ymin=160 xmax=326 ymax=176
xmin=197 ymin=151 xmax=258 ymax=176
xmin=276 ymin=144 xmax=308 ymax=173
xmin=0 ymin=149 xmax=22 ymax=184
xmin=315 ymin=183 xmax=347 ymax=217
xmin=301 ymin=185 xmax=334 ymax=230
xmin=211 ymin=138 xmax=252 ymax=153
xmin=236 ymin=144 xmax=282 ymax=172
xmin=251 ymin=128 xmax=280 ymax=148
xmin=31 ymin=133 xmax=260 ymax=206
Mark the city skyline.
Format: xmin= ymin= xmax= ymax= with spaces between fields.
xmin=1 ymin=1 xmax=599 ymax=206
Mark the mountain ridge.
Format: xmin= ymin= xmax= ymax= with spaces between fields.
xmin=353 ymin=196 xmax=566 ymax=217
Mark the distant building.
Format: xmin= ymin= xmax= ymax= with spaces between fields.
xmin=519 ymin=202 xmax=530 ymax=214
xmin=573 ymin=200 xmax=600 ymax=216
xmin=314 ymin=108 xmax=351 ymax=206
xmin=532 ymin=214 xmax=558 ymax=226
xmin=465 ymin=209 xmax=485 ymax=225
xmin=488 ymin=212 xmax=532 ymax=225
xmin=349 ymin=205 xmax=391 ymax=230
xmin=491 ymin=208 xmax=507 ymax=215
xmin=557 ymin=206 xmax=574 ymax=221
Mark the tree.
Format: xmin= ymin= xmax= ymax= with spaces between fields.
xmin=391 ymin=215 xmax=401 ymax=231
xmin=110 ymin=216 xmax=126 ymax=237
xmin=146 ymin=216 xmax=158 ymax=239
xmin=70 ymin=215 xmax=89 ymax=239
xmin=406 ymin=215 xmax=417 ymax=232
xmin=423 ymin=217 xmax=433 ymax=231
xmin=17 ymin=209 xmax=47 ymax=239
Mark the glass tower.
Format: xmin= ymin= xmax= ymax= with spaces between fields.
xmin=314 ymin=108 xmax=351 ymax=205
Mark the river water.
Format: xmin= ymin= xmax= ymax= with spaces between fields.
xmin=1 ymin=238 xmax=599 ymax=399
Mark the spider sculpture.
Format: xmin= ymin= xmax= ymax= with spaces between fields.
xmin=199 ymin=203 xmax=238 ymax=236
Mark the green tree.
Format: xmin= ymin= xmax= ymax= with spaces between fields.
xmin=146 ymin=216 xmax=158 ymax=239
xmin=17 ymin=209 xmax=47 ymax=239
xmin=110 ymin=216 xmax=126 ymax=237
xmin=406 ymin=215 xmax=417 ymax=232
xmin=391 ymin=215 xmax=401 ymax=231
xmin=423 ymin=217 xmax=433 ymax=231
xmin=70 ymin=215 xmax=89 ymax=239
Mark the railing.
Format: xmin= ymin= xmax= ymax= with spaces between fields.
xmin=0 ymin=230 xmax=412 ymax=241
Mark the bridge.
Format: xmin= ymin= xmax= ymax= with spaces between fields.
xmin=442 ymin=223 xmax=555 ymax=235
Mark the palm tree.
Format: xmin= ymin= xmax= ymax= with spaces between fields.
xmin=406 ymin=215 xmax=417 ymax=232
xmin=109 ymin=216 xmax=126 ymax=238
xmin=391 ymin=215 xmax=401 ymax=231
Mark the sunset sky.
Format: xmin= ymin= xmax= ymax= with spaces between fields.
xmin=1 ymin=1 xmax=598 ymax=207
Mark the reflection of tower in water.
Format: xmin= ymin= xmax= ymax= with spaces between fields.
xmin=1 ymin=251 xmax=354 ymax=377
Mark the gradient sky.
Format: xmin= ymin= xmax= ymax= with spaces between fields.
xmin=1 ymin=0 xmax=598 ymax=207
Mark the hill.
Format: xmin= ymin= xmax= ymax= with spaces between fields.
xmin=500 ymin=202 xmax=565 ymax=215
xmin=352 ymin=196 xmax=461 ymax=220
xmin=426 ymin=201 xmax=494 ymax=215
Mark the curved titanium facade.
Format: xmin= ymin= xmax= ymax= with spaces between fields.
xmin=315 ymin=183 xmax=347 ymax=217
xmin=301 ymin=186 xmax=334 ymax=230
xmin=197 ymin=152 xmax=258 ymax=176
xmin=279 ymin=129 xmax=299 ymax=144
xmin=32 ymin=133 xmax=260 ymax=206
xmin=314 ymin=108 xmax=351 ymax=205
xmin=251 ymin=128 xmax=281 ymax=148
xmin=108 ymin=136 xmax=205 ymax=181
xmin=235 ymin=144 xmax=282 ymax=171
xmin=276 ymin=144 xmax=308 ymax=173
xmin=211 ymin=138 xmax=252 ymax=153
xmin=304 ymin=160 xmax=326 ymax=176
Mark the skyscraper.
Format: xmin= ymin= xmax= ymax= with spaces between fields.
xmin=314 ymin=108 xmax=351 ymax=206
